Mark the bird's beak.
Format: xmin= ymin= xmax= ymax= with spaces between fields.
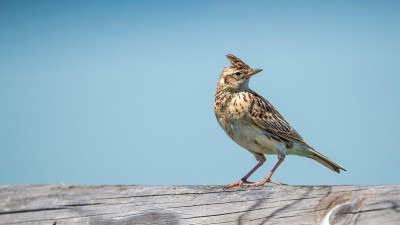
xmin=246 ymin=68 xmax=263 ymax=78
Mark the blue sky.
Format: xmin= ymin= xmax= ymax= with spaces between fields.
xmin=1 ymin=0 xmax=399 ymax=186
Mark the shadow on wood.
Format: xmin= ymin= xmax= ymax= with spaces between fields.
xmin=0 ymin=185 xmax=399 ymax=224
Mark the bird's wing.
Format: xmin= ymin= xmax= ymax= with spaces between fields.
xmin=248 ymin=91 xmax=307 ymax=145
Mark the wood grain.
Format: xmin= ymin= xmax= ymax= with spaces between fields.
xmin=0 ymin=185 xmax=399 ymax=224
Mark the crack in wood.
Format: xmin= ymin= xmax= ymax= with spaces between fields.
xmin=0 ymin=207 xmax=67 ymax=215
xmin=0 ymin=185 xmax=399 ymax=225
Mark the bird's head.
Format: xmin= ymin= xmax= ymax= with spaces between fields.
xmin=217 ymin=54 xmax=262 ymax=92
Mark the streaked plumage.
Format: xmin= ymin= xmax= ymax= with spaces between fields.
xmin=214 ymin=54 xmax=345 ymax=189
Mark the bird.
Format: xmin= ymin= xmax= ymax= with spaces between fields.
xmin=213 ymin=54 xmax=346 ymax=189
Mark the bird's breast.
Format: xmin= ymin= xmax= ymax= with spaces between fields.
xmin=214 ymin=93 xmax=280 ymax=155
xmin=214 ymin=92 xmax=252 ymax=135
xmin=227 ymin=94 xmax=252 ymax=118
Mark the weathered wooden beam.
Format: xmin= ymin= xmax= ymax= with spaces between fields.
xmin=0 ymin=185 xmax=399 ymax=225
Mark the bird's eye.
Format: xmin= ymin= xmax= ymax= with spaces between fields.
xmin=235 ymin=72 xmax=241 ymax=76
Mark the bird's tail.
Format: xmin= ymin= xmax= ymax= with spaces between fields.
xmin=306 ymin=148 xmax=346 ymax=173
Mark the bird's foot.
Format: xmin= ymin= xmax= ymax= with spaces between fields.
xmin=223 ymin=179 xmax=287 ymax=189
xmin=245 ymin=178 xmax=287 ymax=187
xmin=223 ymin=179 xmax=254 ymax=190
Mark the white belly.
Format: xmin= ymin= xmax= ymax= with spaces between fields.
xmin=228 ymin=120 xmax=284 ymax=156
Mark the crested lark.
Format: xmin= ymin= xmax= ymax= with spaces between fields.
xmin=214 ymin=54 xmax=346 ymax=189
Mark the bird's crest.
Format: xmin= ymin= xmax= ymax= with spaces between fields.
xmin=226 ymin=54 xmax=250 ymax=70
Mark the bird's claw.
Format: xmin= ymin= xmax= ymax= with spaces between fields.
xmin=223 ymin=179 xmax=253 ymax=190
xmin=223 ymin=179 xmax=287 ymax=190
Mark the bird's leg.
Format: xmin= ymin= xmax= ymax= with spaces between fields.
xmin=246 ymin=157 xmax=286 ymax=187
xmin=224 ymin=153 xmax=265 ymax=190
